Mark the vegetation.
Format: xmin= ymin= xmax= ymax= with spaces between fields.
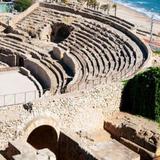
xmin=86 ymin=0 xmax=98 ymax=9
xmin=61 ymin=0 xmax=68 ymax=4
xmin=14 ymin=0 xmax=32 ymax=12
xmin=154 ymin=50 xmax=160 ymax=55
xmin=112 ymin=3 xmax=117 ymax=17
xmin=100 ymin=3 xmax=117 ymax=16
xmin=100 ymin=4 xmax=110 ymax=15
xmin=121 ymin=67 xmax=160 ymax=123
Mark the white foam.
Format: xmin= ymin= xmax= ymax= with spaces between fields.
xmin=114 ymin=0 xmax=160 ymax=20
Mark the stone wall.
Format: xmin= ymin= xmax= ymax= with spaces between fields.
xmin=52 ymin=48 xmax=76 ymax=75
xmin=0 ymin=82 xmax=122 ymax=150
xmin=58 ymin=132 xmax=97 ymax=160
xmin=63 ymin=52 xmax=75 ymax=74
xmin=0 ymin=53 xmax=16 ymax=67
xmin=24 ymin=58 xmax=51 ymax=89
xmin=104 ymin=112 xmax=160 ymax=159
xmin=20 ymin=67 xmax=43 ymax=97
xmin=9 ymin=2 xmax=40 ymax=28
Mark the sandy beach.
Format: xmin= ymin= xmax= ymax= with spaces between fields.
xmin=99 ymin=2 xmax=160 ymax=48
xmin=108 ymin=3 xmax=160 ymax=35
xmin=94 ymin=0 xmax=160 ymax=47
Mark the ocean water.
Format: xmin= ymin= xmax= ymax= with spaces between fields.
xmin=113 ymin=0 xmax=160 ymax=20
xmin=0 ymin=2 xmax=13 ymax=13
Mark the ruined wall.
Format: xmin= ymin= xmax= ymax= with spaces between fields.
xmin=24 ymin=58 xmax=51 ymax=89
xmin=0 ymin=82 xmax=122 ymax=150
xmin=0 ymin=53 xmax=16 ymax=67
xmin=104 ymin=113 xmax=160 ymax=159
xmin=58 ymin=132 xmax=97 ymax=160
xmin=20 ymin=67 xmax=43 ymax=97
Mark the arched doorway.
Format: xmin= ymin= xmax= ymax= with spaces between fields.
xmin=19 ymin=57 xmax=24 ymax=66
xmin=54 ymin=26 xmax=70 ymax=43
xmin=27 ymin=125 xmax=58 ymax=155
xmin=51 ymin=23 xmax=73 ymax=43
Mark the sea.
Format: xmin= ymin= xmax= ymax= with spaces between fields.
xmin=113 ymin=0 xmax=160 ymax=20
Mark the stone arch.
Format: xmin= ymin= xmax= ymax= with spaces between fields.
xmin=23 ymin=117 xmax=60 ymax=155
xmin=23 ymin=116 xmax=60 ymax=141
xmin=19 ymin=57 xmax=24 ymax=66
xmin=51 ymin=23 xmax=73 ymax=43
xmin=27 ymin=125 xmax=58 ymax=154
xmin=16 ymin=55 xmax=26 ymax=67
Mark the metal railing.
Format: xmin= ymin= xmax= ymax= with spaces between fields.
xmin=0 ymin=90 xmax=39 ymax=107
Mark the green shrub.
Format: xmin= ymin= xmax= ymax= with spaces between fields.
xmin=121 ymin=67 xmax=160 ymax=123
xmin=154 ymin=51 xmax=160 ymax=55
xmin=14 ymin=0 xmax=32 ymax=12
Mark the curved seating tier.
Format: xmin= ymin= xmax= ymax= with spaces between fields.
xmin=0 ymin=34 xmax=69 ymax=94
xmin=0 ymin=3 xmax=150 ymax=93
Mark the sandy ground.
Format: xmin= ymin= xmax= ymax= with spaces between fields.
xmin=96 ymin=0 xmax=160 ymax=47
xmin=0 ymin=71 xmax=38 ymax=106
xmin=108 ymin=4 xmax=160 ymax=35
xmin=96 ymin=2 xmax=160 ymax=48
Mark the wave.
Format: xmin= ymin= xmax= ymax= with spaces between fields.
xmin=136 ymin=1 xmax=148 ymax=5
xmin=114 ymin=0 xmax=160 ymax=20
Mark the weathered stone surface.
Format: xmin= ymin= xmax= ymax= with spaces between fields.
xmin=104 ymin=112 xmax=160 ymax=159
xmin=88 ymin=139 xmax=140 ymax=160
xmin=0 ymin=2 xmax=158 ymax=160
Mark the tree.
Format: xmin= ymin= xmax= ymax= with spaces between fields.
xmin=121 ymin=67 xmax=160 ymax=123
xmin=14 ymin=0 xmax=32 ymax=12
xmin=100 ymin=4 xmax=110 ymax=15
xmin=87 ymin=0 xmax=97 ymax=9
xmin=61 ymin=0 xmax=68 ymax=4
xmin=112 ymin=3 xmax=117 ymax=17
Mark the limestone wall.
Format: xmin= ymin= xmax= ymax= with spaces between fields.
xmin=0 ymin=53 xmax=16 ymax=67
xmin=104 ymin=113 xmax=160 ymax=159
xmin=0 ymin=82 xmax=122 ymax=150
xmin=63 ymin=52 xmax=75 ymax=74
xmin=58 ymin=132 xmax=97 ymax=160
xmin=24 ymin=58 xmax=51 ymax=89
xmin=52 ymin=47 xmax=76 ymax=74
xmin=20 ymin=67 xmax=43 ymax=97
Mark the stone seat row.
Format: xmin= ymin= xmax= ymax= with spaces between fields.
xmin=56 ymin=26 xmax=144 ymax=90
xmin=73 ymin=20 xmax=142 ymax=68
xmin=82 ymin=7 xmax=135 ymax=30
xmin=68 ymin=27 xmax=138 ymax=72
xmin=10 ymin=5 xmax=147 ymax=92
xmin=0 ymin=36 xmax=69 ymax=94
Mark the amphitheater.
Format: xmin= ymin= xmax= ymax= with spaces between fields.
xmin=0 ymin=1 xmax=159 ymax=160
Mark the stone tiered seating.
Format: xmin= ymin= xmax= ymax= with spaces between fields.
xmin=55 ymin=18 xmax=143 ymax=90
xmin=0 ymin=2 xmax=149 ymax=93
xmin=0 ymin=35 xmax=69 ymax=94
xmin=82 ymin=7 xmax=135 ymax=30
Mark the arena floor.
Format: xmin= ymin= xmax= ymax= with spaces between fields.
xmin=0 ymin=70 xmax=38 ymax=106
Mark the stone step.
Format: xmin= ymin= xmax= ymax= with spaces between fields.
xmin=120 ymin=137 xmax=155 ymax=160
xmin=88 ymin=139 xmax=140 ymax=160
xmin=4 ymin=139 xmax=36 ymax=160
xmin=89 ymin=129 xmax=111 ymax=143
xmin=13 ymin=148 xmax=56 ymax=160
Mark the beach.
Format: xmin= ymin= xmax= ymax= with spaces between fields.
xmin=108 ymin=3 xmax=160 ymax=35
xmin=100 ymin=2 xmax=160 ymax=48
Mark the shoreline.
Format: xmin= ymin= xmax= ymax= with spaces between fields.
xmin=109 ymin=3 xmax=160 ymax=35
xmin=113 ymin=1 xmax=160 ymax=21
xmin=96 ymin=0 xmax=159 ymax=36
